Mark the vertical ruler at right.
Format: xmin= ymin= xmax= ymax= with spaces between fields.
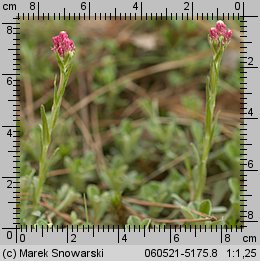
xmin=239 ymin=8 xmax=260 ymax=230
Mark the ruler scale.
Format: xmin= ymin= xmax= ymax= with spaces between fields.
xmin=0 ymin=0 xmax=259 ymax=260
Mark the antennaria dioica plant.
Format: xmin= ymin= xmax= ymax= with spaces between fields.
xmin=33 ymin=31 xmax=75 ymax=208
xmin=193 ymin=21 xmax=232 ymax=201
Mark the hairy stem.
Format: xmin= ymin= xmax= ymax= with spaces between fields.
xmin=194 ymin=52 xmax=222 ymax=201
xmin=33 ymin=69 xmax=68 ymax=208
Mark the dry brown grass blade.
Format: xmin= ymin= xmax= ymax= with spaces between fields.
xmin=62 ymin=99 xmax=96 ymax=153
xmin=23 ymin=74 xmax=35 ymax=126
xmin=40 ymin=201 xmax=72 ymax=224
xmin=23 ymin=89 xmax=53 ymax=117
xmin=144 ymin=153 xmax=187 ymax=183
xmin=49 ymin=168 xmax=69 ymax=177
xmin=124 ymin=203 xmax=215 ymax=224
xmin=124 ymin=204 xmax=149 ymax=220
xmin=65 ymin=51 xmax=210 ymax=117
xmin=123 ymin=197 xmax=217 ymax=220
xmin=124 ymin=197 xmax=180 ymax=209
xmin=152 ymin=217 xmax=216 ymax=224
xmin=62 ymin=99 xmax=104 ymax=176
xmin=77 ymin=71 xmax=90 ymax=152
xmin=91 ymin=104 xmax=106 ymax=168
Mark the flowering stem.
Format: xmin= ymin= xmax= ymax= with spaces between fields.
xmin=33 ymin=31 xmax=75 ymax=209
xmin=194 ymin=52 xmax=222 ymax=201
xmin=33 ymin=69 xmax=67 ymax=207
xmin=194 ymin=21 xmax=232 ymax=201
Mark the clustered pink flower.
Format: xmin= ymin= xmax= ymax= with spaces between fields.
xmin=209 ymin=27 xmax=218 ymax=40
xmin=224 ymin=29 xmax=232 ymax=42
xmin=215 ymin=20 xmax=226 ymax=35
xmin=52 ymin=31 xmax=75 ymax=57
xmin=209 ymin=20 xmax=232 ymax=45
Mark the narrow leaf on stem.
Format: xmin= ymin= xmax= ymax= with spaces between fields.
xmin=40 ymin=105 xmax=50 ymax=145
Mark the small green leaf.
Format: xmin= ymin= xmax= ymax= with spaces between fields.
xmin=87 ymin=184 xmax=100 ymax=200
xmin=228 ymin=178 xmax=240 ymax=204
xmin=171 ymin=193 xmax=187 ymax=205
xmin=180 ymin=205 xmax=195 ymax=219
xmin=34 ymin=218 xmax=50 ymax=228
xmin=40 ymin=105 xmax=50 ymax=145
xmin=56 ymin=189 xmax=80 ymax=212
xmin=126 ymin=216 xmax=151 ymax=229
xmin=211 ymin=217 xmax=225 ymax=228
xmin=190 ymin=142 xmax=200 ymax=163
xmin=126 ymin=216 xmax=141 ymax=227
xmin=39 ymin=124 xmax=43 ymax=154
xmin=211 ymin=206 xmax=227 ymax=214
xmin=53 ymin=75 xmax=58 ymax=104
xmin=51 ymin=147 xmax=60 ymax=158
xmin=70 ymin=211 xmax=81 ymax=225
xmin=199 ymin=199 xmax=212 ymax=215
xmin=191 ymin=164 xmax=199 ymax=187
xmin=31 ymin=210 xmax=41 ymax=217
xmin=190 ymin=121 xmax=203 ymax=149
xmin=86 ymin=184 xmax=110 ymax=222
xmin=83 ymin=193 xmax=89 ymax=226
xmin=55 ymin=51 xmax=64 ymax=72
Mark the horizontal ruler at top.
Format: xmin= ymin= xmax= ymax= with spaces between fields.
xmin=14 ymin=11 xmax=258 ymax=21
xmin=1 ymin=0 xmax=259 ymax=20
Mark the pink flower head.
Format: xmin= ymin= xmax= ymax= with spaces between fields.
xmin=52 ymin=31 xmax=75 ymax=57
xmin=215 ymin=20 xmax=227 ymax=35
xmin=209 ymin=27 xmax=218 ymax=40
xmin=209 ymin=21 xmax=232 ymax=47
xmin=224 ymin=29 xmax=232 ymax=43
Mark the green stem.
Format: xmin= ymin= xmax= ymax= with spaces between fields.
xmin=194 ymin=51 xmax=222 ymax=201
xmin=33 ymin=67 xmax=69 ymax=208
